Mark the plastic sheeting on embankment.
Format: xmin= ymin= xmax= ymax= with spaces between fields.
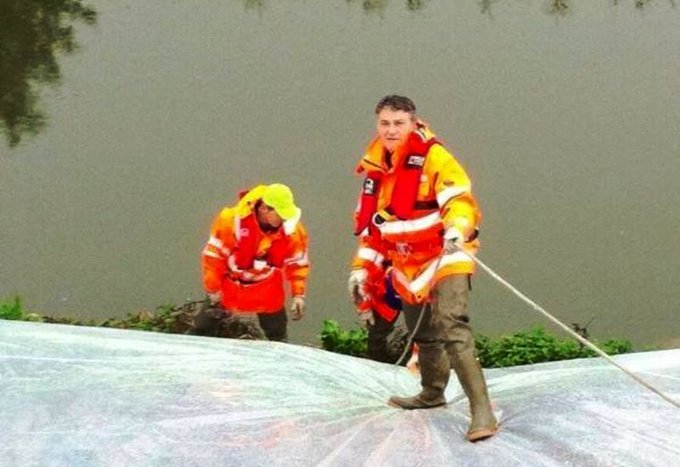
xmin=1 ymin=321 xmax=679 ymax=467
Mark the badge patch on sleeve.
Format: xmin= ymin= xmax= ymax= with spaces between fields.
xmin=363 ymin=178 xmax=376 ymax=195
xmin=406 ymin=154 xmax=426 ymax=168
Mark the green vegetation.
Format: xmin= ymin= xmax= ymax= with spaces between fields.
xmin=320 ymin=320 xmax=369 ymax=357
xmin=0 ymin=296 xmax=41 ymax=321
xmin=475 ymin=327 xmax=633 ymax=368
xmin=97 ymin=303 xmax=198 ymax=334
xmin=321 ymin=320 xmax=635 ymax=368
xmin=0 ymin=295 xmax=197 ymax=333
xmin=1 ymin=296 xmax=636 ymax=368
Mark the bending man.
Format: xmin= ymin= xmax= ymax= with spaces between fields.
xmin=196 ymin=183 xmax=310 ymax=342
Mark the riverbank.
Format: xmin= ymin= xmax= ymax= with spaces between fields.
xmin=1 ymin=295 xmax=641 ymax=368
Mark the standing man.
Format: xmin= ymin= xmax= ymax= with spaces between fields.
xmin=195 ymin=183 xmax=310 ymax=342
xmin=349 ymin=95 xmax=498 ymax=442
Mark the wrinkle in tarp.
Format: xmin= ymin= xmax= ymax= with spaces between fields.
xmin=1 ymin=321 xmax=679 ymax=466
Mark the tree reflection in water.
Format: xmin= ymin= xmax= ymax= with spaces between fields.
xmin=1 ymin=0 xmax=674 ymax=147
xmin=352 ymin=0 xmax=673 ymax=15
xmin=0 ymin=0 xmax=96 ymax=148
xmin=248 ymin=0 xmax=674 ymax=15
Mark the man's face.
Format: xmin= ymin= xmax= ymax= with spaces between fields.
xmin=256 ymin=203 xmax=283 ymax=231
xmin=376 ymin=107 xmax=416 ymax=152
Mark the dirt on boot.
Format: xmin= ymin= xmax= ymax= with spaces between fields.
xmin=388 ymin=390 xmax=447 ymax=409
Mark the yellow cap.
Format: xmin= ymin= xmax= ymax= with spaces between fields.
xmin=262 ymin=183 xmax=300 ymax=220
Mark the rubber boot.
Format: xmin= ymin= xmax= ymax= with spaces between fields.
xmin=450 ymin=348 xmax=498 ymax=442
xmin=388 ymin=342 xmax=450 ymax=409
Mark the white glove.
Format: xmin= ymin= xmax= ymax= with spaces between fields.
xmin=443 ymin=227 xmax=465 ymax=254
xmin=289 ymin=296 xmax=305 ymax=321
xmin=206 ymin=292 xmax=222 ymax=306
xmin=348 ymin=269 xmax=368 ymax=304
xmin=358 ymin=310 xmax=375 ymax=327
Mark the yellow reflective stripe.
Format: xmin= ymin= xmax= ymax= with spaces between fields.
xmin=202 ymin=249 xmax=221 ymax=259
xmin=436 ymin=185 xmax=469 ymax=206
xmin=208 ymin=236 xmax=230 ymax=256
xmin=227 ymin=255 xmax=277 ymax=282
xmin=394 ymin=251 xmax=471 ymax=294
xmin=377 ymin=211 xmax=442 ymax=235
xmin=227 ymin=255 xmax=240 ymax=272
xmin=284 ymin=252 xmax=309 ymax=266
xmin=233 ymin=216 xmax=241 ymax=239
xmin=239 ymin=269 xmax=275 ymax=282
xmin=357 ymin=247 xmax=385 ymax=265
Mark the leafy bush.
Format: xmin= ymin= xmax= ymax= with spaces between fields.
xmin=475 ymin=327 xmax=588 ymax=368
xmin=591 ymin=338 xmax=634 ymax=356
xmin=319 ymin=320 xmax=634 ymax=368
xmin=0 ymin=296 xmax=23 ymax=320
xmin=320 ymin=320 xmax=368 ymax=357
xmin=475 ymin=328 xmax=635 ymax=367
xmin=0 ymin=296 xmax=41 ymax=321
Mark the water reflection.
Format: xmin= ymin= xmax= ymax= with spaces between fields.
xmin=346 ymin=0 xmax=426 ymax=13
xmin=0 ymin=0 xmax=671 ymax=149
xmin=248 ymin=0 xmax=671 ymax=15
xmin=480 ymin=0 xmax=668 ymax=16
xmin=0 ymin=0 xmax=96 ymax=148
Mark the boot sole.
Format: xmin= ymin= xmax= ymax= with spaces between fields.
xmin=466 ymin=425 xmax=499 ymax=442
xmin=387 ymin=398 xmax=447 ymax=410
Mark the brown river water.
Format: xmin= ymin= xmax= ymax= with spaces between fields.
xmin=1 ymin=0 xmax=678 ymax=347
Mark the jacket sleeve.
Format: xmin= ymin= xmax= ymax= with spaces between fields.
xmin=200 ymin=208 xmax=236 ymax=294
xmin=428 ymin=145 xmax=481 ymax=239
xmin=350 ymin=179 xmax=390 ymax=272
xmin=351 ymin=232 xmax=389 ymax=273
xmin=283 ymin=222 xmax=310 ymax=297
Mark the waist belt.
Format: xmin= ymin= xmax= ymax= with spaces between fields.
xmin=389 ymin=228 xmax=480 ymax=255
xmin=374 ymin=200 xmax=440 ymax=225
xmin=225 ymin=272 xmax=271 ymax=285
xmin=390 ymin=236 xmax=444 ymax=255
xmin=413 ymin=200 xmax=439 ymax=210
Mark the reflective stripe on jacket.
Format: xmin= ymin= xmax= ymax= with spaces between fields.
xmin=351 ymin=126 xmax=481 ymax=304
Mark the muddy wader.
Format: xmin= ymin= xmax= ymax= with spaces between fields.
xmin=188 ymin=301 xmax=290 ymax=341
xmin=388 ymin=274 xmax=498 ymax=442
xmin=367 ymin=312 xmax=397 ymax=363
xmin=188 ymin=302 xmax=233 ymax=337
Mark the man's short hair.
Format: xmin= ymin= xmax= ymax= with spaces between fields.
xmin=375 ymin=95 xmax=416 ymax=116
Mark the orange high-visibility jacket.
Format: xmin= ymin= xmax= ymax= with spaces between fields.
xmin=202 ymin=185 xmax=310 ymax=313
xmin=351 ymin=126 xmax=481 ymax=305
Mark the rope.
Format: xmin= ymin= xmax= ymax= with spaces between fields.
xmin=459 ymin=247 xmax=680 ymax=409
xmin=394 ymin=254 xmax=445 ymax=366
xmin=394 ymin=299 xmax=427 ymax=367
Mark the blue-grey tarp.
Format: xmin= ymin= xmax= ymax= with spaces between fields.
xmin=1 ymin=320 xmax=679 ymax=466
